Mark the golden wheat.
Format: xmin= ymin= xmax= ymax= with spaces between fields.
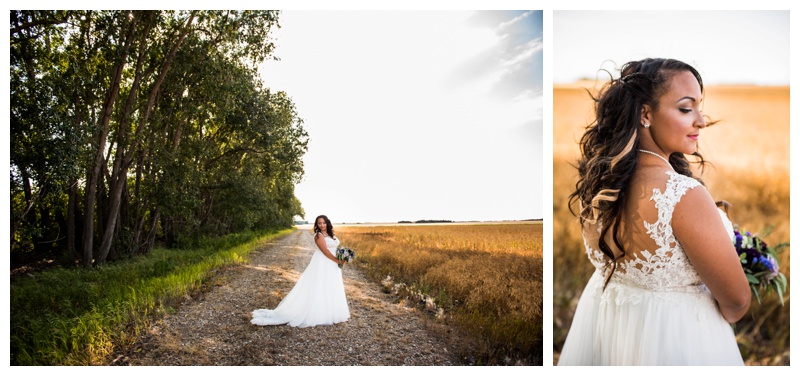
xmin=336 ymin=222 xmax=543 ymax=364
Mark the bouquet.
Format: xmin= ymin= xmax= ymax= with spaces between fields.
xmin=733 ymin=227 xmax=788 ymax=305
xmin=335 ymin=246 xmax=356 ymax=269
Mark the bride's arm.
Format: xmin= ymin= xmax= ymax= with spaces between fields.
xmin=673 ymin=186 xmax=751 ymax=323
xmin=314 ymin=233 xmax=345 ymax=265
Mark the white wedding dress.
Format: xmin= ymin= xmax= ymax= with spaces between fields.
xmin=251 ymin=233 xmax=350 ymax=327
xmin=558 ymin=171 xmax=744 ymax=366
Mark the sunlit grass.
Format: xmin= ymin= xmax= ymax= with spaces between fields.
xmin=337 ymin=222 xmax=543 ymax=365
xmin=10 ymin=228 xmax=293 ymax=365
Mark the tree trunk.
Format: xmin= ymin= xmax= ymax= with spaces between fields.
xmin=144 ymin=207 xmax=161 ymax=254
xmin=133 ymin=197 xmax=149 ymax=253
xmin=95 ymin=11 xmax=194 ymax=265
xmin=94 ymin=12 xmax=151 ymax=265
xmin=11 ymin=171 xmax=45 ymax=241
xmin=20 ymin=167 xmax=32 ymax=205
xmin=66 ymin=179 xmax=78 ymax=262
xmin=81 ymin=11 xmax=137 ymax=267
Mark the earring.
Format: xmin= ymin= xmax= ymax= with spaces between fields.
xmin=643 ymin=123 xmax=650 ymax=128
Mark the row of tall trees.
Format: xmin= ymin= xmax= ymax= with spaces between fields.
xmin=10 ymin=10 xmax=308 ymax=267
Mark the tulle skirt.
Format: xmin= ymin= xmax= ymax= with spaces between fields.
xmin=558 ymin=270 xmax=743 ymax=366
xmin=251 ymin=249 xmax=350 ymax=328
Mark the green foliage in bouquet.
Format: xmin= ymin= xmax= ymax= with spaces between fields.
xmin=733 ymin=226 xmax=788 ymax=305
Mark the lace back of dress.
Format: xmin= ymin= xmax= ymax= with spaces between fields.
xmin=584 ymin=172 xmax=701 ymax=282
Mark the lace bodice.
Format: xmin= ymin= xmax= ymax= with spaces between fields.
xmin=320 ymin=234 xmax=340 ymax=251
xmin=584 ymin=171 xmax=733 ymax=291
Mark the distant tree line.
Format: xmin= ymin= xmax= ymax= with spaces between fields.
xmin=398 ymin=220 xmax=455 ymax=224
xmin=10 ymin=10 xmax=308 ymax=268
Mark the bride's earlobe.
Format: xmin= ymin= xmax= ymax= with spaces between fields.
xmin=641 ymin=105 xmax=652 ymax=128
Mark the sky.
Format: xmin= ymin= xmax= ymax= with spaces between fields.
xmin=259 ymin=10 xmax=543 ymax=223
xmin=553 ymin=10 xmax=790 ymax=85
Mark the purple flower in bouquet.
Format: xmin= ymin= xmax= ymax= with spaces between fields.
xmin=733 ymin=228 xmax=787 ymax=305
xmin=765 ymin=255 xmax=780 ymax=280
xmin=335 ymin=246 xmax=356 ymax=269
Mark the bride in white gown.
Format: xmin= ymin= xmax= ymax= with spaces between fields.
xmin=558 ymin=58 xmax=751 ymax=365
xmin=251 ymin=215 xmax=350 ymax=327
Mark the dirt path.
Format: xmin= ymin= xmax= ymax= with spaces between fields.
xmin=121 ymin=230 xmax=467 ymax=366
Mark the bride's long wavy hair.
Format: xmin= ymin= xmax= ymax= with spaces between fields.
xmin=314 ymin=215 xmax=335 ymax=238
xmin=568 ymin=58 xmax=714 ymax=288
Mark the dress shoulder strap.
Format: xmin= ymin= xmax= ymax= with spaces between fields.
xmin=646 ymin=171 xmax=702 ymax=247
xmin=652 ymin=171 xmax=701 ymax=221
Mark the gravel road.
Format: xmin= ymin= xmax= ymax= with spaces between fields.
xmin=121 ymin=229 xmax=468 ymax=366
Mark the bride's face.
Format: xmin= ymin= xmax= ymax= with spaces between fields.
xmin=316 ymin=218 xmax=327 ymax=232
xmin=643 ymin=70 xmax=707 ymax=156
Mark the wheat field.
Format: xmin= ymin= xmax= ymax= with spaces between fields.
xmin=336 ymin=222 xmax=543 ymax=365
xmin=553 ymin=83 xmax=790 ymax=365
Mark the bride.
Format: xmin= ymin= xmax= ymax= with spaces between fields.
xmin=251 ymin=215 xmax=350 ymax=327
xmin=558 ymin=58 xmax=751 ymax=365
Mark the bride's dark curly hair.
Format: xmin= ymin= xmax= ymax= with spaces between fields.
xmin=568 ymin=58 xmax=714 ymax=286
xmin=313 ymin=214 xmax=335 ymax=238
